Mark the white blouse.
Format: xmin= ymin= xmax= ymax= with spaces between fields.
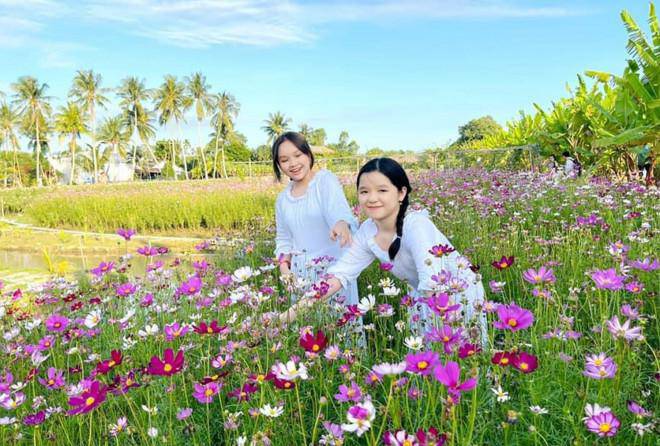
xmin=274 ymin=169 xmax=359 ymax=304
xmin=327 ymin=210 xmax=486 ymax=324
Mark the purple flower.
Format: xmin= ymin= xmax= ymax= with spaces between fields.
xmin=590 ymin=268 xmax=625 ymax=291
xmin=605 ymin=316 xmax=643 ymax=341
xmin=334 ymin=381 xmax=362 ymax=403
xmin=177 ymin=408 xmax=193 ymax=420
xmin=624 ymin=281 xmax=644 ymax=294
xmin=164 ymin=322 xmax=190 ymax=342
xmin=91 ymin=261 xmax=115 ymax=277
xmin=620 ymin=304 xmax=639 ymax=320
xmin=178 ymin=276 xmax=203 ymax=296
xmin=522 ymin=266 xmax=556 ymax=285
xmin=488 ymin=280 xmax=505 ymax=294
xmin=493 ymin=303 xmax=534 ymax=331
xmin=37 ymin=335 xmax=56 ymax=351
xmin=116 ymin=228 xmax=136 ymax=241
xmin=38 ymin=367 xmax=66 ymax=390
xmin=22 ymin=411 xmax=46 ymax=426
xmin=379 ymin=262 xmax=394 ymax=271
xmin=405 ymin=351 xmax=440 ymax=376
xmin=433 ymin=360 xmax=477 ymax=396
xmin=627 ymin=400 xmax=652 ymax=417
xmin=192 ymin=382 xmax=220 ymax=404
xmin=422 ymin=293 xmax=460 ymax=316
xmin=584 ymin=410 xmax=620 ymax=437
xmin=583 ymin=355 xmax=617 ymax=379
xmin=425 ymin=325 xmax=462 ymax=354
xmin=628 ymin=257 xmax=659 ymax=272
xmin=116 ymin=283 xmax=137 ymax=298
xmin=45 ymin=314 xmax=69 ymax=332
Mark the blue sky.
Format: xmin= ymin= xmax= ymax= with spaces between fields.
xmin=0 ymin=0 xmax=650 ymax=152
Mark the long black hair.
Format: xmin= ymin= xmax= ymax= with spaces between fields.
xmin=357 ymin=157 xmax=412 ymax=260
xmin=271 ymin=131 xmax=315 ymax=181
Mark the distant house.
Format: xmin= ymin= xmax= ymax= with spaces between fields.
xmin=47 ymin=156 xmax=92 ymax=185
xmin=310 ymin=145 xmax=335 ymax=157
xmin=104 ymin=151 xmax=134 ymax=182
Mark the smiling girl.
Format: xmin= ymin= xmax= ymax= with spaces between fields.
xmin=281 ymin=157 xmax=487 ymax=339
xmin=272 ymin=131 xmax=359 ymax=306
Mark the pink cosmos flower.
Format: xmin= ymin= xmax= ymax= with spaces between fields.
xmin=493 ymin=303 xmax=534 ymax=331
xmin=590 ymin=269 xmax=625 ymax=290
xmin=522 ymin=266 xmax=556 ymax=285
xmin=425 ymin=325 xmax=462 ymax=354
xmin=405 ymin=351 xmax=440 ymax=376
xmin=67 ymin=381 xmax=107 ymax=415
xmin=605 ymin=316 xmax=643 ymax=341
xmin=45 ymin=314 xmax=69 ymax=332
xmin=584 ymin=410 xmax=620 ymax=437
xmin=511 ymin=351 xmax=538 ymax=374
xmin=116 ymin=283 xmax=137 ymax=297
xmin=116 ymin=228 xmax=136 ymax=241
xmin=178 ymin=276 xmax=203 ymax=295
xmin=624 ymin=281 xmax=644 ymax=294
xmin=38 ymin=367 xmax=66 ymax=390
xmin=334 ymin=381 xmax=362 ymax=403
xmin=432 ymin=360 xmax=476 ymax=396
xmin=192 ymin=382 xmax=220 ymax=404
xmin=91 ymin=261 xmax=115 ymax=277
xmin=147 ymin=349 xmax=185 ymax=376
xmin=628 ymin=257 xmax=659 ymax=272
xmin=164 ymin=322 xmax=190 ymax=341
xmin=422 ymin=293 xmax=460 ymax=317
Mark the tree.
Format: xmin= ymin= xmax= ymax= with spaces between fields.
xmin=186 ymin=72 xmax=214 ymax=179
xmin=455 ymin=116 xmax=503 ymax=145
xmin=210 ymin=91 xmax=240 ymax=178
xmin=153 ymin=75 xmax=191 ymax=180
xmin=309 ymin=128 xmax=327 ymax=146
xmin=69 ymin=70 xmax=109 ymax=183
xmin=299 ymin=123 xmax=313 ymax=139
xmin=329 ymin=130 xmax=359 ymax=156
xmin=0 ymin=101 xmax=23 ymax=185
xmin=11 ymin=76 xmax=52 ymax=186
xmin=55 ymin=102 xmax=88 ymax=184
xmin=117 ymin=77 xmax=155 ymax=180
xmin=98 ymin=115 xmax=130 ymax=159
xmin=262 ymin=112 xmax=290 ymax=144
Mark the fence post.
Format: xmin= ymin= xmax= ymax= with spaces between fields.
xmin=248 ymin=159 xmax=252 ymax=177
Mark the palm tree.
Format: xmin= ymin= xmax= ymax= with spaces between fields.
xmin=98 ymin=115 xmax=130 ymax=158
xmin=0 ymin=101 xmax=23 ymax=186
xmin=11 ymin=76 xmax=52 ymax=186
xmin=117 ymin=77 xmax=155 ymax=180
xmin=299 ymin=123 xmax=313 ymax=140
xmin=54 ymin=102 xmax=88 ymax=185
xmin=262 ymin=111 xmax=291 ymax=144
xmin=210 ymin=91 xmax=240 ymax=178
xmin=69 ymin=70 xmax=110 ymax=183
xmin=186 ymin=72 xmax=214 ymax=179
xmin=153 ymin=75 xmax=191 ymax=180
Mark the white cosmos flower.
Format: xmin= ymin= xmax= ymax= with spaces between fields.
xmin=341 ymin=400 xmax=375 ymax=437
xmin=491 ymin=385 xmax=509 ymax=403
xmin=382 ymin=286 xmax=400 ymax=296
xmin=404 ymin=336 xmax=424 ymax=351
xmin=272 ymin=360 xmax=309 ymax=381
xmin=232 ymin=266 xmax=256 ymax=283
xmin=259 ymin=404 xmax=284 ymax=418
xmin=357 ymin=294 xmax=376 ymax=313
xmin=84 ymin=310 xmax=102 ymax=328
xmin=372 ymin=361 xmax=407 ymax=376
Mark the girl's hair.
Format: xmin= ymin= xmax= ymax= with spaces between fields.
xmin=271 ymin=131 xmax=315 ymax=181
xmin=356 ymin=157 xmax=412 ymax=260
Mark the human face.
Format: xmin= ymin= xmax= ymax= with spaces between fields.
xmin=277 ymin=140 xmax=312 ymax=182
xmin=357 ymin=171 xmax=406 ymax=223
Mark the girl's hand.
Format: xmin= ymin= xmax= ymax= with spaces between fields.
xmin=330 ymin=220 xmax=352 ymax=248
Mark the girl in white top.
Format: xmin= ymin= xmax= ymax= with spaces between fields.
xmin=281 ymin=157 xmax=487 ymax=340
xmin=272 ymin=132 xmax=359 ymax=306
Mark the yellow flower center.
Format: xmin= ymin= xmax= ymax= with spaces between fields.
xmin=108 ymin=360 xmax=115 ymax=367
xmin=164 ymin=363 xmax=172 ymax=372
xmin=507 ymin=319 xmax=518 ymax=327
xmin=48 ymin=379 xmax=55 ymax=385
xmin=403 ymin=441 xmax=413 ymax=446
xmin=284 ymin=382 xmax=291 ymax=388
xmin=599 ymin=423 xmax=611 ymax=433
xmin=205 ymin=388 xmax=214 ymax=397
xmin=442 ymin=336 xmax=450 ymax=342
xmin=599 ymin=369 xmax=606 ymax=377
xmin=501 ymin=358 xmax=509 ymax=365
xmin=347 ymin=389 xmax=355 ymax=397
xmin=312 ymin=344 xmax=320 ymax=352
xmin=126 ymin=378 xmax=133 ymax=386
xmin=207 ymin=327 xmax=213 ymax=333
xmin=54 ymin=322 xmax=61 ymax=328
xmin=520 ymin=362 xmax=529 ymax=371
xmin=500 ymin=262 xmax=508 ymax=268
xmin=594 ymin=358 xmax=603 ymax=366
xmin=85 ymin=397 xmax=95 ymax=406
xmin=418 ymin=361 xmax=428 ymax=370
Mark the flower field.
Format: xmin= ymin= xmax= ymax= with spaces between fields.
xmin=0 ymin=168 xmax=657 ymax=445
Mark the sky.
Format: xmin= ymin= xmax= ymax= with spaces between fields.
xmin=0 ymin=0 xmax=651 ymax=153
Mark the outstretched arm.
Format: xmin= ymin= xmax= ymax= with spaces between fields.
xmin=279 ymin=277 xmax=343 ymax=323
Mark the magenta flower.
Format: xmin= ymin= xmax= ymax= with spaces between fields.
xmin=590 ymin=268 xmax=625 ymax=290
xmin=428 ymin=244 xmax=456 ymax=257
xmin=178 ymin=276 xmax=203 ymax=296
xmin=627 ymin=400 xmax=652 ymax=417
xmin=164 ymin=322 xmax=190 ymax=341
xmin=23 ymin=410 xmax=46 ymax=426
xmin=116 ymin=228 xmax=136 ymax=241
xmin=511 ymin=351 xmax=538 ymax=374
xmin=425 ymin=325 xmax=462 ymax=354
xmin=458 ymin=343 xmax=481 ymax=359
xmin=584 ymin=410 xmax=620 ymax=437
xmin=67 ymin=381 xmax=108 ymax=415
xmin=137 ymin=245 xmax=159 ymax=256
xmin=379 ymin=262 xmax=394 ymax=271
xmin=192 ymin=382 xmax=220 ymax=404
xmin=493 ymin=303 xmax=534 ymax=331
xmin=405 ymin=351 xmax=440 ymax=376
xmin=605 ymin=316 xmax=643 ymax=341
xmin=433 ymin=360 xmax=476 ymax=395
xmin=91 ymin=261 xmax=115 ymax=277
xmin=583 ymin=353 xmax=617 ymax=380
xmin=116 ymin=283 xmax=137 ymax=297
xmin=45 ymin=314 xmax=69 ymax=332
xmin=334 ymin=381 xmax=362 ymax=403
xmin=37 ymin=335 xmax=56 ymax=351
xmin=422 ymin=293 xmax=460 ymax=316
xmin=38 ymin=367 xmax=66 ymax=390
xmin=628 ymin=257 xmax=659 ymax=272
xmin=522 ymin=266 xmax=556 ymax=285
xmin=147 ymin=349 xmax=185 ymax=376
xmin=624 ymin=281 xmax=644 ymax=294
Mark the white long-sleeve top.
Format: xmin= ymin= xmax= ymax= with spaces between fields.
xmin=327 ymin=209 xmax=486 ymax=322
xmin=274 ymin=169 xmax=359 ymax=304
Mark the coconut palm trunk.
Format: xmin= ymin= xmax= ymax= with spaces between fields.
xmin=197 ymin=122 xmax=208 ymax=179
